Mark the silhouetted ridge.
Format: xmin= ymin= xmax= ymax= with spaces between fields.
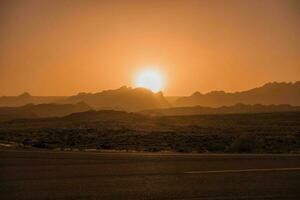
xmin=0 ymin=102 xmax=91 ymax=121
xmin=61 ymin=86 xmax=169 ymax=111
xmin=19 ymin=92 xmax=31 ymax=98
xmin=0 ymin=93 xmax=66 ymax=107
xmin=175 ymin=81 xmax=300 ymax=107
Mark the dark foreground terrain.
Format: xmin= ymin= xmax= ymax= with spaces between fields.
xmin=1 ymin=150 xmax=300 ymax=200
xmin=0 ymin=111 xmax=300 ymax=153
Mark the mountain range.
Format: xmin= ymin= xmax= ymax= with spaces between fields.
xmin=0 ymin=102 xmax=91 ymax=122
xmin=0 ymin=81 xmax=299 ymax=113
xmin=0 ymin=92 xmax=66 ymax=107
xmin=175 ymin=81 xmax=300 ymax=107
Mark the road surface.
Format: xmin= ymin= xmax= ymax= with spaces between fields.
xmin=1 ymin=150 xmax=300 ymax=200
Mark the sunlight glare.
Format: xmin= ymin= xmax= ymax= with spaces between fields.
xmin=134 ymin=69 xmax=164 ymax=92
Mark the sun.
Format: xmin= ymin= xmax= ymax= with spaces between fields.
xmin=134 ymin=69 xmax=165 ymax=92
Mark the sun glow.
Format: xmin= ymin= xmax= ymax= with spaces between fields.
xmin=134 ymin=69 xmax=165 ymax=92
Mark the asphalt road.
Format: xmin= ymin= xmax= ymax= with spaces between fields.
xmin=1 ymin=150 xmax=300 ymax=200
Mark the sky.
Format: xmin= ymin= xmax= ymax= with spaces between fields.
xmin=0 ymin=0 xmax=299 ymax=96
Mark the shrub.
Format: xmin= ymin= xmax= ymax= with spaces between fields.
xmin=227 ymin=134 xmax=257 ymax=153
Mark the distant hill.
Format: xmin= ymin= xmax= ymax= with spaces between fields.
xmin=164 ymin=96 xmax=182 ymax=104
xmin=175 ymin=81 xmax=300 ymax=107
xmin=0 ymin=92 xmax=66 ymax=107
xmin=60 ymin=86 xmax=170 ymax=111
xmin=0 ymin=102 xmax=91 ymax=122
xmin=140 ymin=104 xmax=300 ymax=116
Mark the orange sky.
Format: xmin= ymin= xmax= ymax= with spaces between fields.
xmin=0 ymin=0 xmax=299 ymax=96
